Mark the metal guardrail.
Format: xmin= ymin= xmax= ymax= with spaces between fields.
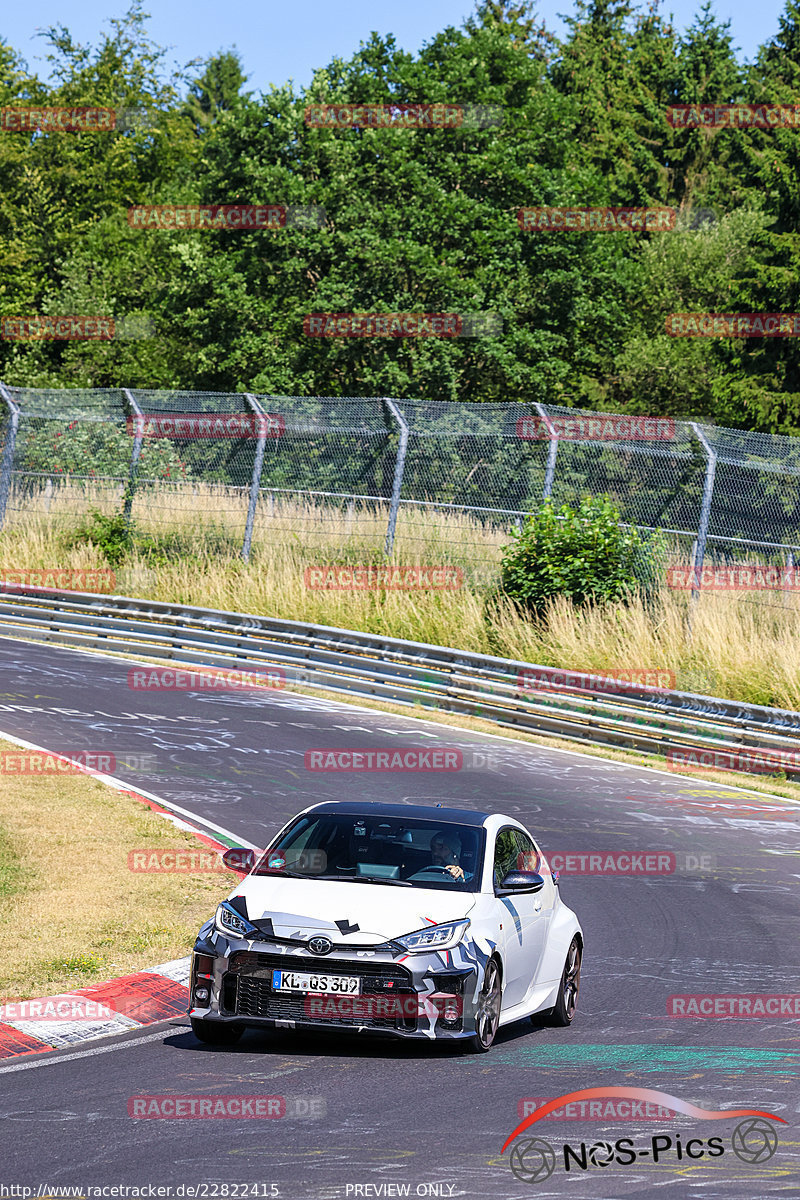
xmin=0 ymin=583 xmax=798 ymax=780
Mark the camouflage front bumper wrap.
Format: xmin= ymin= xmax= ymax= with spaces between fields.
xmin=189 ymin=918 xmax=497 ymax=1040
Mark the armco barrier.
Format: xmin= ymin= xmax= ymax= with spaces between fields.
xmin=0 ymin=583 xmax=799 ymax=779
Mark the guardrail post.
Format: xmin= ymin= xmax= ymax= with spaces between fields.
xmin=689 ymin=423 xmax=717 ymax=606
xmin=242 ymin=394 xmax=268 ymax=563
xmin=122 ymin=388 xmax=145 ymax=529
xmin=0 ymin=383 xmax=21 ymax=532
xmin=534 ymin=403 xmax=558 ymax=500
xmin=383 ymin=398 xmax=409 ymax=557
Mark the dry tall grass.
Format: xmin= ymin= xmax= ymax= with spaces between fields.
xmin=4 ymin=482 xmax=800 ymax=711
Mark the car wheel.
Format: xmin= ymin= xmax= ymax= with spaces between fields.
xmin=190 ymin=1017 xmax=244 ymax=1046
xmin=469 ymin=957 xmax=502 ymax=1052
xmin=549 ymin=936 xmax=581 ymax=1026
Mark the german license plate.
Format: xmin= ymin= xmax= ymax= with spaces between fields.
xmin=271 ymin=970 xmax=361 ymax=995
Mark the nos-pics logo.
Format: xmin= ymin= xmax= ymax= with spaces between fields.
xmin=502 ymin=1087 xmax=783 ymax=1184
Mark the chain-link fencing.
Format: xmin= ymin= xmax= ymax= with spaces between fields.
xmin=1 ymin=385 xmax=798 ymax=597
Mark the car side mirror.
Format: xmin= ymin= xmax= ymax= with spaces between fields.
xmin=222 ymin=847 xmax=256 ymax=874
xmin=498 ymin=870 xmax=545 ymax=895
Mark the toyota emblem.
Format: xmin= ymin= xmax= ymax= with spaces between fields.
xmin=308 ymin=935 xmax=333 ymax=956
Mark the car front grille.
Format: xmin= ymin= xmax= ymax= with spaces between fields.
xmin=222 ymin=951 xmax=416 ymax=1030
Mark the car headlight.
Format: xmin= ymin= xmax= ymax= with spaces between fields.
xmin=215 ymin=901 xmax=258 ymax=939
xmin=395 ymin=918 xmax=470 ymax=953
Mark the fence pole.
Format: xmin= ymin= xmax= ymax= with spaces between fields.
xmin=534 ymin=403 xmax=558 ymax=499
xmin=689 ymin=423 xmax=717 ymax=615
xmin=383 ymin=398 xmax=409 ymax=557
xmin=241 ymin=394 xmax=268 ymax=563
xmin=121 ymin=388 xmax=144 ymax=529
xmin=0 ymin=383 xmax=21 ymax=532
xmin=785 ymin=550 xmax=794 ymax=609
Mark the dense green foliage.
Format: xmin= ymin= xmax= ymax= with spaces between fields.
xmin=20 ymin=419 xmax=188 ymax=478
xmin=498 ymin=496 xmax=645 ymax=611
xmin=68 ymin=510 xmax=134 ymax=564
xmin=2 ymin=0 xmax=800 ymax=431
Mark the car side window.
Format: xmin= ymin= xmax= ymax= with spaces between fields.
xmin=493 ymin=828 xmax=520 ymax=889
xmin=513 ymin=830 xmax=540 ymax=874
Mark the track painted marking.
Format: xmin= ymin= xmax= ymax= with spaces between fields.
xmin=0 ymin=726 xmax=257 ymax=849
xmin=0 ymin=1026 xmax=178 ymax=1075
xmin=4 ymin=634 xmax=795 ymax=807
xmin=492 ymin=1044 xmax=800 ymax=1072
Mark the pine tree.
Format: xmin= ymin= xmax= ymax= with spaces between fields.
xmin=184 ymin=51 xmax=250 ymax=133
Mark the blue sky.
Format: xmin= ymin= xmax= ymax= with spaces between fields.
xmin=1 ymin=1 xmax=790 ymax=93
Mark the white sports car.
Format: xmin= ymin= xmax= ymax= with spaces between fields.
xmin=189 ymin=801 xmax=583 ymax=1051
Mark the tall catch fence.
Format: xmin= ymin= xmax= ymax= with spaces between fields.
xmin=0 ymin=385 xmax=798 ymax=595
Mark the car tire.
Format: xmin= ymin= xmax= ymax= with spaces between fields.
xmin=548 ymin=936 xmax=581 ymax=1026
xmin=190 ymin=1017 xmax=244 ymax=1046
xmin=468 ymin=957 xmax=502 ymax=1052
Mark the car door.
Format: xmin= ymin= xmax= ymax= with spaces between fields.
xmin=494 ymin=828 xmax=552 ymax=1009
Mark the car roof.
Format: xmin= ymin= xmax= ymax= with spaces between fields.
xmin=305 ymin=800 xmax=492 ymax=828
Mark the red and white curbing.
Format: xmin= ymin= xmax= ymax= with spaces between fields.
xmin=0 ymin=957 xmax=192 ymax=1058
xmin=0 ymin=730 xmax=246 ymax=1061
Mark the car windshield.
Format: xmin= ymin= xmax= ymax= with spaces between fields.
xmin=253 ymin=812 xmax=485 ymax=892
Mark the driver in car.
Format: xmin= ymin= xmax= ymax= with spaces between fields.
xmin=430 ymin=831 xmax=465 ymax=880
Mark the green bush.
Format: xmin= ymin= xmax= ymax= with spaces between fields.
xmin=498 ymin=496 xmax=646 ymax=615
xmin=68 ymin=510 xmax=134 ymax=565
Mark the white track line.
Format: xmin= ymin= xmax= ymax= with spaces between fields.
xmin=0 ymin=726 xmax=258 ymax=848
xmin=0 ymin=1025 xmax=180 ymax=1074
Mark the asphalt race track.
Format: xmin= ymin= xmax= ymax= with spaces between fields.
xmin=0 ymin=635 xmax=798 ymax=1199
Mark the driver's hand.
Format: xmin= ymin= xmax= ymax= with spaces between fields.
xmin=445 ymin=865 xmax=465 ymax=880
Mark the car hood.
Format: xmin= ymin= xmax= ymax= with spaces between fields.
xmin=227 ymin=876 xmax=477 ymax=943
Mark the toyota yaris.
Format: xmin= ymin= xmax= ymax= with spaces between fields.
xmin=190 ymin=801 xmax=583 ymax=1052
